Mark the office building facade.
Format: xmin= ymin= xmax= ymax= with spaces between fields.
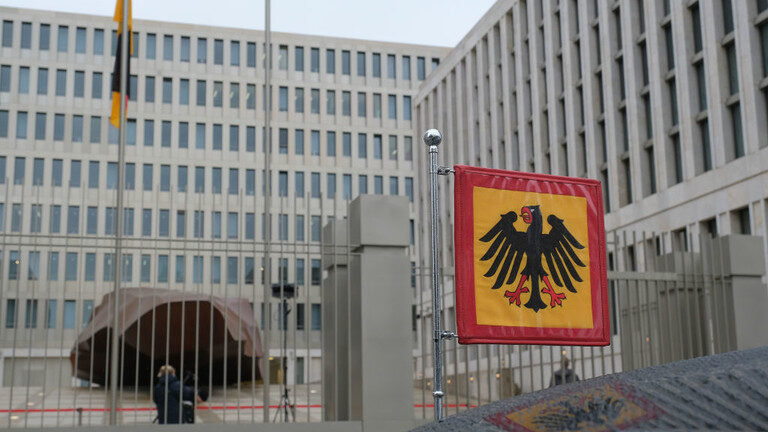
xmin=0 ymin=6 xmax=448 ymax=386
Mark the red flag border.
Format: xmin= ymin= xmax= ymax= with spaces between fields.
xmin=453 ymin=165 xmax=610 ymax=346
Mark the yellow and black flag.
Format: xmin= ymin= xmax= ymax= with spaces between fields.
xmin=110 ymin=0 xmax=133 ymax=128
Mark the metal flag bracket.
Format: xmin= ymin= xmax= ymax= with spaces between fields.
xmin=423 ymin=128 xmax=457 ymax=422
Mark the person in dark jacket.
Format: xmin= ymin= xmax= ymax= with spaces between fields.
xmin=549 ymin=355 xmax=580 ymax=387
xmin=153 ymin=365 xmax=199 ymax=424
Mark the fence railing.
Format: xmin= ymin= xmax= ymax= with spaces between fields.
xmin=411 ymin=230 xmax=742 ymax=420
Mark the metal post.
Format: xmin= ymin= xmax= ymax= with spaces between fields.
xmin=424 ymin=129 xmax=445 ymax=421
xmin=109 ymin=0 xmax=129 ymax=424
xmin=262 ymin=0 xmax=273 ymax=422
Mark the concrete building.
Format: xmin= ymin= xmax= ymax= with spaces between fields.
xmin=0 ymin=6 xmax=448 ymax=387
xmin=413 ymin=0 xmax=768 ymax=395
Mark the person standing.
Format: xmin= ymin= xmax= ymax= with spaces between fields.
xmin=153 ymin=365 xmax=200 ymax=424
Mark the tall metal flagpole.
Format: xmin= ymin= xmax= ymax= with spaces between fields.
xmin=424 ymin=129 xmax=446 ymax=421
xmin=262 ymin=0 xmax=273 ymax=422
xmin=109 ymin=0 xmax=129 ymax=424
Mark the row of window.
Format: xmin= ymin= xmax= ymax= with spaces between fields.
xmin=0 ymin=66 xmax=414 ymax=120
xmin=5 ymin=251 xmax=323 ymax=287
xmin=0 ymin=203 xmax=415 ymax=243
xmin=0 ymin=20 xmax=439 ymax=79
xmin=0 ymin=157 xmax=415 ymax=199
xmin=4 ymin=297 xmax=322 ymax=330
xmin=0 ymin=111 xmax=415 ymax=160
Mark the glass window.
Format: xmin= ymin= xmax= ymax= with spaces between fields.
xmin=358 ymin=133 xmax=367 ymax=158
xmin=195 ymin=166 xmax=205 ymax=193
xmin=279 ymin=128 xmax=288 ymax=154
xmin=212 ymin=167 xmax=222 ymax=193
xmin=31 ymin=157 xmax=43 ymax=185
xmin=295 ymin=214 xmax=305 ymax=242
xmin=229 ymin=125 xmax=239 ymax=151
xmin=158 ymin=209 xmax=169 ymax=237
xmin=19 ymin=67 xmax=30 ymax=94
xmin=52 ymin=159 xmax=62 ymax=186
xmin=213 ymin=81 xmax=222 ymax=106
xmin=387 ymin=54 xmax=396 ymax=79
xmin=417 ymin=56 xmax=426 ymax=80
xmin=179 ymin=79 xmax=189 ymax=105
xmin=212 ymin=211 xmax=221 ymax=238
xmin=389 ymin=176 xmax=399 ymax=195
xmin=57 ymin=25 xmax=68 ymax=52
xmin=311 ymin=303 xmax=322 ymax=329
xmin=373 ymin=134 xmax=382 ymax=159
xmin=30 ymin=204 xmax=42 ymax=232
xmin=71 ymin=115 xmax=83 ymax=142
xmin=342 ymin=50 xmax=350 ymax=74
xmin=178 ymin=121 xmax=188 ymax=148
xmin=247 ymin=126 xmax=255 ymax=152
xmin=295 ymin=46 xmax=304 ymax=71
xmin=311 ymin=215 xmax=321 ymax=241
xmin=142 ymin=208 xmax=152 ymax=236
xmin=141 ymin=255 xmax=151 ymax=282
xmin=311 ymin=47 xmax=320 ymax=72
xmin=163 ymin=34 xmax=173 ymax=60
xmin=326 ymin=48 xmax=335 ymax=74
xmin=295 ymin=171 xmax=305 ymax=197
xmin=197 ymin=37 xmax=207 ymax=63
xmin=34 ymin=112 xmax=46 ymax=140
xmin=0 ymin=65 xmax=10 ymax=92
xmin=63 ymin=300 xmax=76 ymax=329
xmin=14 ymin=156 xmax=25 ymax=185
xmin=279 ymin=86 xmax=288 ymax=111
xmin=388 ymin=94 xmax=397 ymax=119
xmin=326 ymin=90 xmax=336 ymax=115
xmin=146 ymin=33 xmax=156 ymax=59
xmin=357 ymin=93 xmax=366 ymax=117
xmin=46 ymin=299 xmax=57 ymax=329
xmin=20 ymin=22 xmax=32 ymax=49
xmin=196 ymin=79 xmax=206 ymax=106
xmin=123 ymin=207 xmax=134 ymax=235
xmin=65 ymin=252 xmax=77 ymax=281
xmin=311 ymin=172 xmax=321 ymax=198
xmin=403 ymin=96 xmax=412 ymax=120
xmin=311 ymin=88 xmax=320 ymax=113
xmin=87 ymin=206 xmax=98 ymax=234
xmin=342 ymin=91 xmax=351 ymax=116
xmin=143 ymin=119 xmax=154 ymax=146
xmin=402 ymin=55 xmax=411 ymax=80
xmin=158 ymin=255 xmax=168 ymax=283
xmin=246 ymin=84 xmax=256 ymax=109
xmin=49 ymin=205 xmax=61 ymax=233
xmin=177 ymin=165 xmax=187 ymax=192
xmin=311 ymin=130 xmax=320 ymax=155
xmin=16 ymin=111 xmax=28 ymax=139
xmin=227 ymin=257 xmax=238 ymax=284
xmin=247 ymin=41 xmax=256 ymax=67
xmin=92 ymin=72 xmax=102 ymax=98
xmin=75 ymin=26 xmax=86 ymax=53
xmin=356 ymin=51 xmax=366 ymax=76
xmin=404 ymin=136 xmax=413 ymax=161
xmin=175 ymin=255 xmax=185 ymax=282
xmin=231 ymin=40 xmax=240 ymax=66
xmin=343 ymin=174 xmax=352 ymax=199
xmin=104 ymin=207 xmax=116 ymax=235
xmin=70 ymin=160 xmax=81 ymax=187
xmin=54 ymin=69 xmax=66 ymax=96
xmin=278 ymin=44 xmax=287 ymax=69
xmin=230 ymin=82 xmax=239 ymax=108
xmin=40 ymin=24 xmax=51 ymax=51
xmin=160 ymin=164 xmax=170 ymax=191
xmin=88 ymin=161 xmax=99 ymax=188
xmin=374 ymin=175 xmax=383 ymax=194
xmin=373 ymin=93 xmax=382 ymax=118
xmin=9 ymin=251 xmax=20 ymax=280
xmin=180 ymin=35 xmax=190 ymax=62
xmin=211 ymin=256 xmax=221 ymax=283
xmin=90 ymin=115 xmax=102 ymax=143
xmin=295 ymin=129 xmax=305 ymax=155
xmin=327 ymin=131 xmax=336 ymax=157
xmin=0 ymin=110 xmax=6 ymax=137
xmin=106 ymin=162 xmax=118 ymax=189
xmin=5 ymin=299 xmax=16 ymax=329
xmin=372 ymin=53 xmax=381 ymax=77
xmin=162 ymin=77 xmax=172 ymax=104
xmin=229 ymin=168 xmax=239 ymax=194
xmin=214 ymin=39 xmax=223 ymax=64
xmin=11 ymin=204 xmax=21 ymax=232
xmin=103 ymin=253 xmax=115 ymax=282
xmin=405 ymin=177 xmax=413 ymax=202
xmin=161 ymin=120 xmax=171 ymax=147
xmin=193 ymin=256 xmax=203 ymax=283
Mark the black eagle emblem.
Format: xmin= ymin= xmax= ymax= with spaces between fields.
xmin=479 ymin=205 xmax=586 ymax=312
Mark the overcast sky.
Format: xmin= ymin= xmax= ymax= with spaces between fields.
xmin=3 ymin=0 xmax=496 ymax=47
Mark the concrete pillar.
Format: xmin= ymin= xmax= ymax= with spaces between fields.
xmin=321 ymin=195 xmax=413 ymax=431
xmin=715 ymin=235 xmax=768 ymax=351
xmin=321 ymin=219 xmax=349 ymax=421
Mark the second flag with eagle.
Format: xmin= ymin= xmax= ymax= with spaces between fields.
xmin=453 ymin=166 xmax=610 ymax=346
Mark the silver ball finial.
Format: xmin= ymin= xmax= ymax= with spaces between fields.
xmin=423 ymin=129 xmax=442 ymax=147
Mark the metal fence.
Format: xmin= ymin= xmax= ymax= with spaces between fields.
xmin=0 ymin=174 xmax=744 ymax=428
xmin=412 ymin=230 xmax=738 ymax=420
xmin=0 ymin=173 xmax=362 ymax=427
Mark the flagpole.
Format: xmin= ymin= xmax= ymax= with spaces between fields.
xmin=109 ymin=0 xmax=129 ymax=424
xmin=424 ymin=129 xmax=445 ymax=421
xmin=262 ymin=0 xmax=273 ymax=422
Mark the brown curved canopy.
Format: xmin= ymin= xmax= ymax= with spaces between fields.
xmin=71 ymin=287 xmax=262 ymax=386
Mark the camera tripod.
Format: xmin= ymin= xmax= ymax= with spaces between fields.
xmin=272 ymin=299 xmax=295 ymax=422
